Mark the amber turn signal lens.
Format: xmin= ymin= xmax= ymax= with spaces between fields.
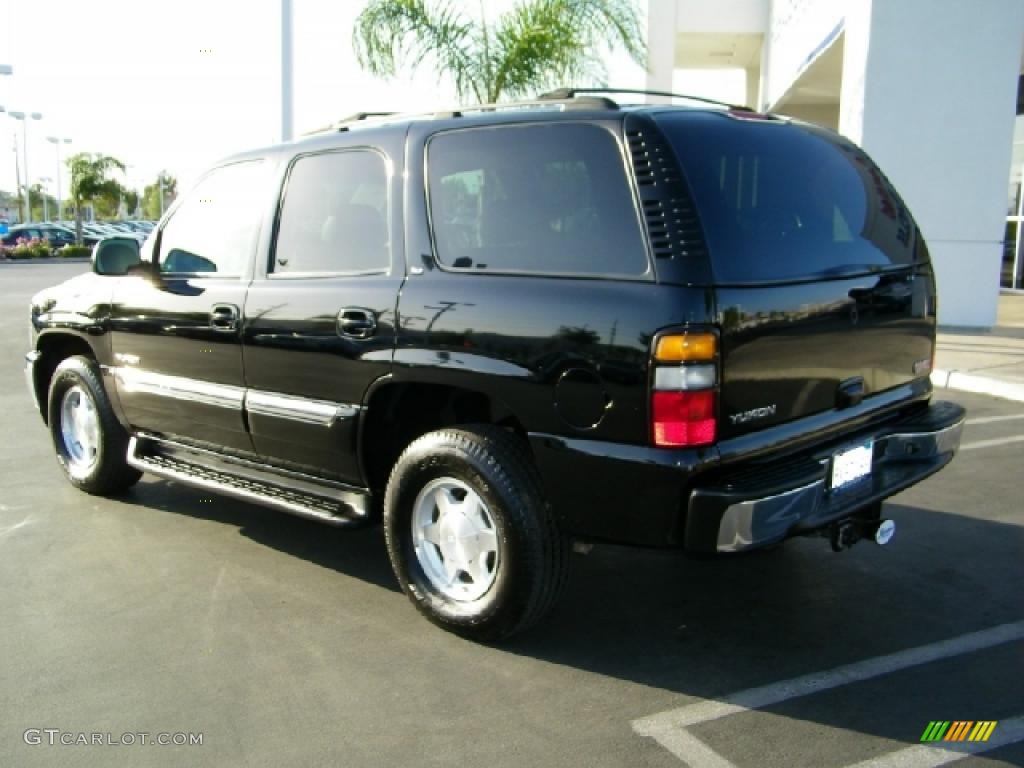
xmin=654 ymin=333 xmax=716 ymax=362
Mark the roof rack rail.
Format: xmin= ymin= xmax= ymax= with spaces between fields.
xmin=433 ymin=94 xmax=618 ymax=119
xmin=302 ymin=112 xmax=399 ymax=136
xmin=334 ymin=111 xmax=397 ymax=131
xmin=538 ymin=87 xmax=752 ymax=112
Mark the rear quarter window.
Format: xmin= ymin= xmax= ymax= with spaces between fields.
xmin=426 ymin=122 xmax=649 ymax=278
xmin=654 ymin=112 xmax=924 ymax=283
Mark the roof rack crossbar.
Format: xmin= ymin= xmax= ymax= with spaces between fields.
xmin=539 ymin=87 xmax=752 ymax=112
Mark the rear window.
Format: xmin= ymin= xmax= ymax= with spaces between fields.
xmin=655 ymin=112 xmax=923 ymax=283
xmin=427 ymin=123 xmax=648 ymax=277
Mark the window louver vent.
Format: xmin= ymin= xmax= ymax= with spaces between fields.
xmin=626 ymin=126 xmax=707 ymax=262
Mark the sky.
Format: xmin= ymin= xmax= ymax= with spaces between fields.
xmin=0 ymin=0 xmax=743 ymax=210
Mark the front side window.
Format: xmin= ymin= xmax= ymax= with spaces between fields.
xmin=272 ymin=150 xmax=389 ymax=275
xmin=427 ymin=123 xmax=648 ymax=277
xmin=158 ymin=160 xmax=265 ymax=275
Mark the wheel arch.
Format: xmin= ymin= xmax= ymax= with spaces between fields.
xmin=357 ymin=377 xmax=530 ymax=494
xmin=32 ymin=331 xmax=103 ymax=424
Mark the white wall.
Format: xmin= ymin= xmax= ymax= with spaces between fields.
xmin=646 ymin=0 xmax=769 ymax=99
xmin=645 ymin=0 xmax=678 ymax=97
xmin=777 ymin=103 xmax=839 ymax=129
xmin=763 ymin=0 xmax=844 ymax=110
xmin=841 ymin=0 xmax=1024 ymax=327
xmin=671 ymin=0 xmax=768 ymax=34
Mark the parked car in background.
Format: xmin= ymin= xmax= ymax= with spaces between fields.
xmin=2 ymin=224 xmax=77 ymax=248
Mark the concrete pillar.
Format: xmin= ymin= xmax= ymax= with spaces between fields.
xmin=645 ymin=0 xmax=677 ymax=100
xmin=840 ymin=0 xmax=1024 ymax=328
xmin=745 ymin=67 xmax=760 ymax=110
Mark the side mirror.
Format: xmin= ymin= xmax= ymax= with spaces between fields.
xmin=92 ymin=237 xmax=142 ymax=276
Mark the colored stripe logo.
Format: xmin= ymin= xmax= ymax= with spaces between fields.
xmin=920 ymin=721 xmax=998 ymax=742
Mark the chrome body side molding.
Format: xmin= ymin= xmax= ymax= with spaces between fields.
xmin=109 ymin=367 xmax=361 ymax=426
xmin=245 ymin=390 xmax=360 ymax=427
xmin=112 ymin=367 xmax=245 ymax=411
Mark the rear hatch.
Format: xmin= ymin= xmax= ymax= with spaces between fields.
xmin=653 ymin=111 xmax=936 ymax=440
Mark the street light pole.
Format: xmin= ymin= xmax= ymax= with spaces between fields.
xmin=8 ymin=110 xmax=42 ymax=223
xmin=0 ymin=65 xmax=12 ymax=221
xmin=39 ymin=177 xmax=51 ymax=220
xmin=46 ymin=136 xmax=71 ymax=221
xmin=11 ymin=134 xmax=22 ymax=224
xmin=281 ymin=0 xmax=294 ymax=142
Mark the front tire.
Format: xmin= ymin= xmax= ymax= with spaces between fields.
xmin=47 ymin=355 xmax=142 ymax=495
xmin=384 ymin=425 xmax=567 ymax=641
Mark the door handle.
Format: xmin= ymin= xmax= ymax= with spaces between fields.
xmin=210 ymin=304 xmax=239 ymax=333
xmin=337 ymin=308 xmax=377 ymax=339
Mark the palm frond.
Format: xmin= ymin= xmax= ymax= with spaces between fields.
xmin=490 ymin=0 xmax=646 ymax=100
xmin=353 ymin=0 xmax=483 ymax=101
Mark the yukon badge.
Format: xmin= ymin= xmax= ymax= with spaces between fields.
xmin=729 ymin=404 xmax=777 ymax=425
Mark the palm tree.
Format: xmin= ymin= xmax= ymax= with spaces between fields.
xmin=353 ymin=0 xmax=645 ymax=104
xmin=67 ymin=153 xmax=126 ymax=244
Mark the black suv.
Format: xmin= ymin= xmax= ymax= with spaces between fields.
xmin=25 ymin=90 xmax=964 ymax=640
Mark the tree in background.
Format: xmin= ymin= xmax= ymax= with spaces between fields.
xmin=353 ymin=0 xmax=645 ymax=104
xmin=122 ymin=188 xmax=140 ymax=218
xmin=27 ymin=183 xmax=59 ymax=222
xmin=68 ymin=153 xmax=126 ymax=244
xmin=142 ymin=171 xmax=177 ymax=220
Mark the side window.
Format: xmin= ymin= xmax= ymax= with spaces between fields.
xmin=158 ymin=160 xmax=264 ymax=276
xmin=427 ymin=123 xmax=648 ymax=276
xmin=272 ymin=150 xmax=389 ymax=275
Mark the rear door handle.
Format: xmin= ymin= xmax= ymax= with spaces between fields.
xmin=210 ymin=304 xmax=239 ymax=333
xmin=337 ymin=308 xmax=377 ymax=339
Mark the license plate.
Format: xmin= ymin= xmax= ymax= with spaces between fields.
xmin=830 ymin=441 xmax=873 ymax=491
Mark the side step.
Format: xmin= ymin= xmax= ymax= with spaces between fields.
xmin=127 ymin=436 xmax=371 ymax=527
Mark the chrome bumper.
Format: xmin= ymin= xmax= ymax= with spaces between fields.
xmin=685 ymin=402 xmax=966 ymax=554
xmin=25 ymin=350 xmax=41 ymax=413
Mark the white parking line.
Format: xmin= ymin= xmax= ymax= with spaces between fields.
xmin=652 ymin=729 xmax=738 ymax=768
xmin=844 ymin=715 xmax=1024 ymax=768
xmin=959 ymin=435 xmax=1024 ymax=452
xmin=966 ymin=414 xmax=1024 ymax=425
xmin=633 ymin=621 xmax=1024 ymax=766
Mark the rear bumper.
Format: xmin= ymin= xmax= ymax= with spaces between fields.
xmin=685 ymin=401 xmax=965 ymax=553
xmin=529 ymin=394 xmax=963 ymax=550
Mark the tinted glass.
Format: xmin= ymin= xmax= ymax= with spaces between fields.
xmin=159 ymin=160 xmax=264 ymax=275
xmin=427 ymin=123 xmax=648 ymax=276
xmin=655 ymin=113 xmax=924 ymax=283
xmin=273 ymin=150 xmax=389 ymax=275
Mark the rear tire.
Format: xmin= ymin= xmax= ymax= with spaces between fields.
xmin=47 ymin=355 xmax=142 ymax=495
xmin=383 ymin=425 xmax=567 ymax=641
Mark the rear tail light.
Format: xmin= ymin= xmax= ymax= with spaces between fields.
xmin=652 ymin=391 xmax=716 ymax=446
xmin=651 ymin=332 xmax=718 ymax=447
xmin=654 ymin=332 xmax=716 ymax=362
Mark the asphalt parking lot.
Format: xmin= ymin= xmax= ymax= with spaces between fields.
xmin=1 ymin=263 xmax=1022 ymax=768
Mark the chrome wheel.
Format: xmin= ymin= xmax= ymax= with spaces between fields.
xmin=412 ymin=477 xmax=500 ymax=602
xmin=59 ymin=385 xmax=100 ymax=477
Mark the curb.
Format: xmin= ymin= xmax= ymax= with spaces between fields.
xmin=931 ymin=369 xmax=1024 ymax=403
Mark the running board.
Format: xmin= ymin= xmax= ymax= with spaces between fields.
xmin=127 ymin=436 xmax=370 ymax=527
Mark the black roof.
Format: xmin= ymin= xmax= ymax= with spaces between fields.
xmin=220 ymin=88 xmax=771 ymax=165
